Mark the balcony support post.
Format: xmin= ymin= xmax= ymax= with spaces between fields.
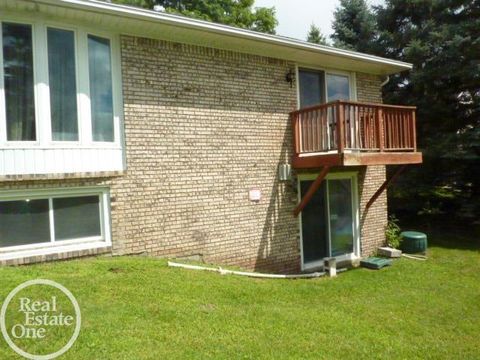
xmin=293 ymin=166 xmax=330 ymax=217
xmin=365 ymin=165 xmax=407 ymax=211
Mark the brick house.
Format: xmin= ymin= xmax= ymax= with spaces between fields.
xmin=0 ymin=0 xmax=421 ymax=272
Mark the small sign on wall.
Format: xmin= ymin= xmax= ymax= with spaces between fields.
xmin=249 ymin=189 xmax=261 ymax=202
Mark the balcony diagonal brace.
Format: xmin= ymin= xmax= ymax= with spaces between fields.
xmin=365 ymin=165 xmax=407 ymax=211
xmin=293 ymin=166 xmax=330 ymax=217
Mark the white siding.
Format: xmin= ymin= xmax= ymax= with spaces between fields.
xmin=0 ymin=148 xmax=124 ymax=176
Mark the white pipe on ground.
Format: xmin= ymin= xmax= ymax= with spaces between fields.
xmin=168 ymin=261 xmax=327 ymax=279
xmin=402 ymin=253 xmax=427 ymax=261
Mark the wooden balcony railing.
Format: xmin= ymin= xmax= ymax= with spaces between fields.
xmin=291 ymin=100 xmax=417 ymax=156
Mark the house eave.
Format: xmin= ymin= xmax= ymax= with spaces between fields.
xmin=1 ymin=0 xmax=413 ymax=75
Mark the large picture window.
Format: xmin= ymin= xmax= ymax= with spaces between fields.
xmin=0 ymin=189 xmax=109 ymax=250
xmin=0 ymin=20 xmax=120 ymax=146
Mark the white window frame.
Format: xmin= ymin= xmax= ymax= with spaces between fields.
xmin=0 ymin=187 xmax=112 ymax=256
xmin=0 ymin=14 xmax=123 ymax=150
xmin=297 ymin=171 xmax=361 ymax=271
xmin=295 ymin=64 xmax=357 ymax=110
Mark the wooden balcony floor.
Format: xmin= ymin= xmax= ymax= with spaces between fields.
xmin=292 ymin=151 xmax=423 ymax=169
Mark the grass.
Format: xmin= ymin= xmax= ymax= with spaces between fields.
xmin=0 ymin=230 xmax=479 ymax=359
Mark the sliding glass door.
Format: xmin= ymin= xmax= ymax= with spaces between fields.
xmin=299 ymin=173 xmax=359 ymax=269
xmin=298 ymin=68 xmax=352 ymax=109
xmin=328 ymin=178 xmax=355 ymax=257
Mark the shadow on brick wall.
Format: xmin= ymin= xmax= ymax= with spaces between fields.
xmin=253 ymin=127 xmax=301 ymax=274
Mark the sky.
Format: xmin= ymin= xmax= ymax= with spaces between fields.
xmin=254 ymin=0 xmax=385 ymax=41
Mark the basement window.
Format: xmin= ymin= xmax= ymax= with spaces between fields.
xmin=0 ymin=188 xmax=111 ymax=252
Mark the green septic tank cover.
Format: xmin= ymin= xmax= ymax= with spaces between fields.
xmin=400 ymin=231 xmax=428 ymax=254
xmin=401 ymin=231 xmax=427 ymax=239
xmin=360 ymin=257 xmax=392 ymax=270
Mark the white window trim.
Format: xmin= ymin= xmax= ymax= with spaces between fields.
xmin=0 ymin=187 xmax=112 ymax=257
xmin=0 ymin=14 xmax=124 ymax=150
xmin=295 ymin=64 xmax=357 ymax=110
xmin=297 ymin=171 xmax=361 ymax=271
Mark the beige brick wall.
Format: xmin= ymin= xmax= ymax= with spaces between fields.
xmin=116 ymin=36 xmax=300 ymax=273
xmin=356 ymin=72 xmax=388 ymax=255
xmin=0 ymin=39 xmax=387 ymax=270
xmin=356 ymin=72 xmax=383 ymax=102
xmin=357 ymin=166 xmax=388 ymax=255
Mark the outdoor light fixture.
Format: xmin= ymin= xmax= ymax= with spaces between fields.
xmin=285 ymin=69 xmax=295 ymax=87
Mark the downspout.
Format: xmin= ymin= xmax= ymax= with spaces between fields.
xmin=380 ymin=75 xmax=390 ymax=87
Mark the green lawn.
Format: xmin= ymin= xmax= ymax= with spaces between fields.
xmin=0 ymin=231 xmax=479 ymax=359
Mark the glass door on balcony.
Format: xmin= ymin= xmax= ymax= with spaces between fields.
xmin=326 ymin=73 xmax=351 ymax=101
xmin=298 ymin=68 xmax=352 ymax=108
xmin=298 ymin=69 xmax=325 ymax=108
xmin=299 ymin=173 xmax=359 ymax=269
xmin=298 ymin=69 xmax=352 ymax=151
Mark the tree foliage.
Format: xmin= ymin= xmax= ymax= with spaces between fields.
xmin=109 ymin=0 xmax=278 ymax=34
xmin=330 ymin=0 xmax=377 ymax=53
xmin=375 ymin=0 xmax=480 ymax=220
xmin=306 ymin=24 xmax=328 ymax=45
xmin=331 ymin=0 xmax=480 ymax=221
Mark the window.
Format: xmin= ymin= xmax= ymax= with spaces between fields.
xmin=298 ymin=68 xmax=352 ymax=109
xmin=88 ymin=35 xmax=114 ymax=142
xmin=0 ymin=199 xmax=49 ymax=247
xmin=0 ymin=189 xmax=110 ymax=250
xmin=53 ymin=196 xmax=101 ymax=241
xmin=2 ymin=22 xmax=36 ymax=141
xmin=299 ymin=69 xmax=325 ymax=108
xmin=0 ymin=20 xmax=120 ymax=146
xmin=47 ymin=27 xmax=78 ymax=141
xmin=326 ymin=73 xmax=350 ymax=102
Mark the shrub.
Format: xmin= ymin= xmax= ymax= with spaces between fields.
xmin=385 ymin=215 xmax=402 ymax=249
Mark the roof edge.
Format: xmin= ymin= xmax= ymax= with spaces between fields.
xmin=33 ymin=0 xmax=413 ymax=71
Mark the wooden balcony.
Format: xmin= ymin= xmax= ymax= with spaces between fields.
xmin=291 ymin=100 xmax=423 ymax=168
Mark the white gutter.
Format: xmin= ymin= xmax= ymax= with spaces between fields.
xmin=28 ymin=0 xmax=413 ymax=71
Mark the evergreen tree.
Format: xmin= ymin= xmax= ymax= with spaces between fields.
xmin=375 ymin=0 xmax=480 ymax=220
xmin=306 ymin=24 xmax=328 ymax=45
xmin=331 ymin=0 xmax=377 ymax=53
xmin=109 ymin=0 xmax=278 ymax=34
